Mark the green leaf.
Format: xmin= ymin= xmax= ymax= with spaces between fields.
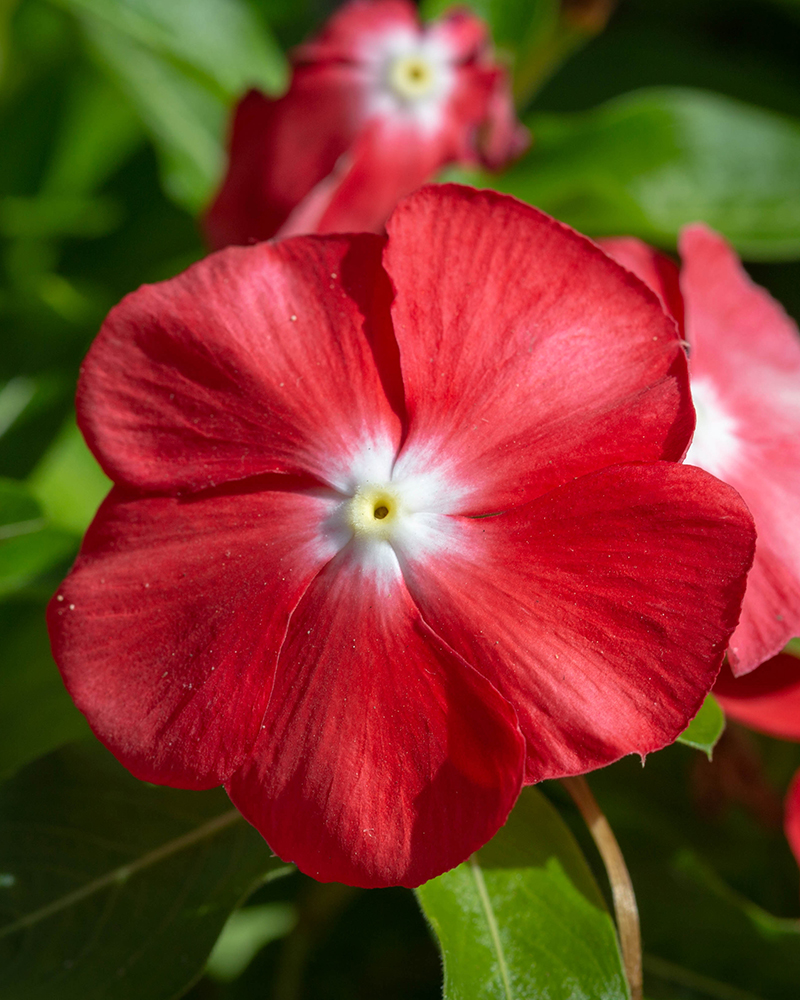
xmin=416 ymin=786 xmax=629 ymax=1000
xmin=206 ymin=902 xmax=297 ymax=982
xmin=421 ymin=0 xmax=558 ymax=58
xmin=80 ymin=18 xmax=226 ymax=211
xmin=677 ymin=694 xmax=726 ymax=759
xmin=0 ymin=741 xmax=291 ymax=1000
xmin=28 ymin=416 xmax=110 ymax=535
xmin=56 ymin=0 xmax=286 ymax=98
xmin=491 ymin=87 xmax=800 ymax=260
xmin=41 ymin=68 xmax=144 ymax=196
xmin=0 ymin=478 xmax=76 ymax=595
xmin=0 ymin=193 xmax=122 ymax=239
xmin=0 ymin=596 xmax=89 ymax=781
xmin=53 ymin=0 xmax=288 ymax=210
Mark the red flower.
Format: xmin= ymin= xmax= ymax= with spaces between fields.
xmin=601 ymin=228 xmax=800 ymax=677
xmin=204 ymin=0 xmax=528 ymax=249
xmin=50 ymin=186 xmax=754 ymax=887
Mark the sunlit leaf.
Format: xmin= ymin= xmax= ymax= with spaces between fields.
xmin=0 ymin=478 xmax=76 ymax=595
xmin=416 ymin=786 xmax=629 ymax=1000
xmin=677 ymin=694 xmax=726 ymax=759
xmin=55 ymin=0 xmax=286 ymax=98
xmin=28 ymin=416 xmax=110 ymax=535
xmin=489 ymin=87 xmax=800 ymax=259
xmin=0 ymin=741 xmax=291 ymax=1000
xmin=53 ymin=0 xmax=287 ymax=211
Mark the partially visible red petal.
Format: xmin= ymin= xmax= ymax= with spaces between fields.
xmin=425 ymin=7 xmax=488 ymax=58
xmin=48 ymin=484 xmax=341 ymax=788
xmin=680 ymin=224 xmax=800 ymax=674
xmin=785 ymin=770 xmax=800 ymax=875
xmin=79 ymin=235 xmax=401 ymax=495
xmin=471 ymin=67 xmax=531 ymax=169
xmin=598 ymin=236 xmax=685 ymax=338
xmin=285 ymin=119 xmax=465 ymax=237
xmin=204 ymin=76 xmax=365 ymax=249
xmin=714 ymin=654 xmax=800 ymax=741
xmin=385 ymin=186 xmax=692 ymax=513
xmin=227 ymin=544 xmax=525 ymax=888
xmin=395 ymin=462 xmax=754 ymax=782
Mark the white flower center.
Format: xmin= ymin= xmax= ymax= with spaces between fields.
xmin=387 ymin=53 xmax=437 ymax=101
xmin=684 ymin=377 xmax=741 ymax=480
xmin=358 ymin=27 xmax=455 ymax=132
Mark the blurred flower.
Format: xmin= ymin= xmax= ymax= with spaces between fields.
xmin=50 ymin=186 xmax=754 ymax=887
xmin=714 ymin=653 xmax=800 ymax=878
xmin=601 ymin=227 xmax=800 ymax=676
xmin=204 ymin=0 xmax=528 ymax=249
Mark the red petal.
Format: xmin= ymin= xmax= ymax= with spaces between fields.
xmin=598 ymin=236 xmax=686 ymax=337
xmin=227 ymin=545 xmax=525 ymax=888
xmin=204 ymin=67 xmax=368 ymax=249
xmin=714 ymin=654 xmax=800 ymax=740
xmin=680 ymin=224 xmax=800 ymax=674
xmin=78 ymin=235 xmax=401 ymax=494
xmin=48 ymin=484 xmax=341 ymax=788
xmin=395 ymin=462 xmax=755 ymax=781
xmin=282 ymin=119 xmax=467 ymax=238
xmin=385 ymin=186 xmax=692 ymax=513
xmin=785 ymin=770 xmax=800 ymax=875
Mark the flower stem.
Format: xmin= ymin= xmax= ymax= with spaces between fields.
xmin=561 ymin=775 xmax=642 ymax=1000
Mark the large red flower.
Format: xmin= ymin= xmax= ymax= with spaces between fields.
xmin=204 ymin=0 xmax=528 ymax=249
xmin=601 ymin=227 xmax=800 ymax=676
xmin=50 ymin=186 xmax=755 ymax=888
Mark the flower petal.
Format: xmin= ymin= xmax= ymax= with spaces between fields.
xmin=48 ymin=484 xmax=342 ymax=788
xmin=227 ymin=544 xmax=525 ymax=888
xmin=785 ymin=770 xmax=800 ymax=877
xmin=394 ymin=462 xmax=755 ymax=781
xmin=598 ymin=236 xmax=685 ymax=337
xmin=679 ymin=224 xmax=800 ymax=674
xmin=204 ymin=76 xmax=365 ymax=250
xmin=78 ymin=235 xmax=401 ymax=494
xmin=281 ymin=119 xmax=472 ymax=238
xmin=385 ymin=186 xmax=692 ymax=513
xmin=714 ymin=654 xmax=800 ymax=741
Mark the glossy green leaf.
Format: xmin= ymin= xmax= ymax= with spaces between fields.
xmin=677 ymin=694 xmax=726 ymax=759
xmin=0 ymin=741 xmax=291 ymax=1000
xmin=0 ymin=596 xmax=89 ymax=781
xmin=490 ymin=87 xmax=800 ymax=259
xmin=0 ymin=478 xmax=76 ymax=595
xmin=28 ymin=416 xmax=110 ymax=534
xmin=416 ymin=786 xmax=629 ymax=1000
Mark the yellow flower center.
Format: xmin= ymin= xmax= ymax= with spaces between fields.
xmin=347 ymin=485 xmax=404 ymax=540
xmin=387 ymin=54 xmax=436 ymax=101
